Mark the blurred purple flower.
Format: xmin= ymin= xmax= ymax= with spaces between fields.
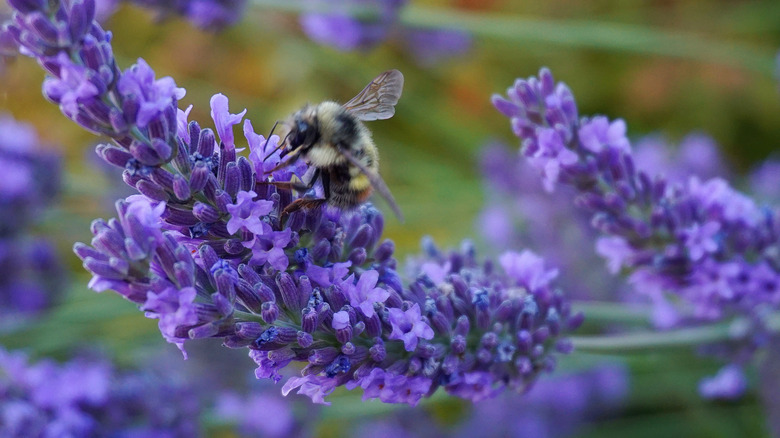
xmin=699 ymin=364 xmax=747 ymax=400
xmin=300 ymin=0 xmax=404 ymax=51
xmin=0 ymin=348 xmax=202 ymax=437
xmin=299 ymin=0 xmax=472 ymax=65
xmin=128 ymin=0 xmax=246 ymax=30
xmin=0 ymin=114 xmax=63 ymax=319
xmin=749 ymin=157 xmax=780 ymax=204
xmin=403 ymin=28 xmax=472 ymax=66
xmin=633 ymin=133 xmax=729 ymax=184
xmin=215 ymin=392 xmax=295 ymax=437
xmin=342 ymin=363 xmax=629 ymax=438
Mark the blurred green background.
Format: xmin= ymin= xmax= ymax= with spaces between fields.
xmin=2 ymin=0 xmax=780 ymax=436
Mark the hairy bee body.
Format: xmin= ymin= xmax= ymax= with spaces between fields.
xmin=290 ymin=101 xmax=379 ymax=210
xmin=268 ymin=70 xmax=404 ymax=220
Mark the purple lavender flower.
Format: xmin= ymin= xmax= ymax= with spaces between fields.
xmin=10 ymin=0 xmax=580 ymax=406
xmin=493 ymin=68 xmax=780 ymax=323
xmin=453 ymin=364 xmax=629 ymax=438
xmin=632 ymin=133 xmax=729 ymax=184
xmin=0 ymin=348 xmax=202 ymax=437
xmin=299 ymin=0 xmax=472 ymax=65
xmin=343 ymin=269 xmax=389 ymax=318
xmin=749 ymin=157 xmax=780 ymax=204
xmin=300 ymin=0 xmax=405 ymax=51
xmin=0 ymin=114 xmax=63 ymax=318
xmin=127 ymin=0 xmax=246 ymax=31
xmin=226 ymin=190 xmax=273 ymax=235
xmin=0 ymin=114 xmax=61 ymax=236
xmin=402 ymin=28 xmax=472 ymax=66
xmin=343 ymin=363 xmax=629 ymax=438
xmin=215 ymin=391 xmax=296 ymax=437
xmin=699 ymin=364 xmax=747 ymax=400
xmin=387 ymin=302 xmax=434 ymax=351
xmin=0 ymin=238 xmax=65 ymax=318
xmin=493 ymin=67 xmax=780 ymax=396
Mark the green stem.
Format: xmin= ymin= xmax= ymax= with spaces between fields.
xmin=572 ymin=312 xmax=780 ymax=353
xmin=250 ymin=0 xmax=775 ymax=76
xmin=571 ymin=301 xmax=652 ymax=325
xmin=233 ymin=310 xmax=265 ymax=324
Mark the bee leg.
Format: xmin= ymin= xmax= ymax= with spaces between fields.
xmin=321 ymin=171 xmax=331 ymax=200
xmin=278 ymin=169 xmax=328 ymax=217
xmin=281 ymin=198 xmax=327 ymax=216
xmin=262 ymin=181 xmax=311 ymax=192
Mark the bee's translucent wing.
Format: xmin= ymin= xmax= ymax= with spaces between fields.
xmin=340 ymin=148 xmax=404 ymax=222
xmin=342 ymin=70 xmax=404 ymax=122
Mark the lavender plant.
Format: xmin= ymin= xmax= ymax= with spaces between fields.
xmin=493 ymin=68 xmax=780 ymax=398
xmin=0 ymin=114 xmax=64 ymax=320
xmin=0 ymin=347 xmax=202 ymax=437
xmin=4 ymin=0 xmax=581 ymax=405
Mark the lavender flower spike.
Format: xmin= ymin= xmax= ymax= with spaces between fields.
xmin=494 ymin=68 xmax=780 ymax=321
xmin=494 ymin=68 xmax=780 ymax=394
xmin=9 ymin=0 xmax=581 ymax=406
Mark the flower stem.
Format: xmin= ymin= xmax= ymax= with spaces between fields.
xmin=571 ymin=301 xmax=653 ymax=325
xmin=571 ymin=312 xmax=780 ymax=353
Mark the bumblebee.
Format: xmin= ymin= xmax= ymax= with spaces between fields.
xmin=265 ymin=70 xmax=404 ymax=221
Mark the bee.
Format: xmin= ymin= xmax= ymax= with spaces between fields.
xmin=264 ymin=69 xmax=404 ymax=221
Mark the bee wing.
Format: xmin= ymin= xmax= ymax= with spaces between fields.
xmin=342 ymin=70 xmax=404 ymax=122
xmin=340 ymin=148 xmax=404 ymax=222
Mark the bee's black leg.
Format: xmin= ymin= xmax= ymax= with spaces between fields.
xmin=321 ymin=171 xmax=331 ymax=201
xmin=276 ymin=168 xmax=328 ymax=218
xmin=261 ymin=181 xmax=310 ymax=192
xmin=281 ymin=198 xmax=327 ymax=216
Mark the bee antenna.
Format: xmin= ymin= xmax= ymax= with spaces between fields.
xmin=263 ymin=131 xmax=291 ymax=164
xmin=263 ymin=121 xmax=279 ymax=153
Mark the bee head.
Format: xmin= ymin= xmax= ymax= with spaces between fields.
xmin=288 ymin=109 xmax=319 ymax=151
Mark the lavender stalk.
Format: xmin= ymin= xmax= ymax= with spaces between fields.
xmin=5 ymin=0 xmax=581 ymax=405
xmin=493 ymin=68 xmax=780 ymax=398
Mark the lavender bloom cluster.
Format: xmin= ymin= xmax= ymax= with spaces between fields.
xmin=0 ymin=348 xmax=201 ymax=437
xmin=493 ymin=68 xmax=780 ymax=398
xmin=0 ymin=114 xmax=63 ymax=318
xmin=300 ymin=0 xmax=471 ymax=65
xmin=493 ymin=68 xmax=780 ymax=323
xmin=6 ymin=0 xmax=581 ymax=405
